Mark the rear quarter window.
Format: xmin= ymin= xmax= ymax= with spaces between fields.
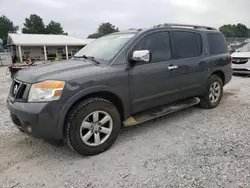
xmin=207 ymin=33 xmax=228 ymax=54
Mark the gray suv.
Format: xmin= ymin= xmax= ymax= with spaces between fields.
xmin=7 ymin=24 xmax=232 ymax=156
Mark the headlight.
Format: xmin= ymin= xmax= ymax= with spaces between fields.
xmin=28 ymin=80 xmax=65 ymax=102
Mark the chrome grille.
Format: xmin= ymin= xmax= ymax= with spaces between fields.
xmin=10 ymin=80 xmax=28 ymax=100
xmin=232 ymin=57 xmax=249 ymax=64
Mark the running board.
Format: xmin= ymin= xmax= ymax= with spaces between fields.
xmin=123 ymin=97 xmax=200 ymax=127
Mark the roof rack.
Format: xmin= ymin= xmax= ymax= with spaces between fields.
xmin=157 ymin=23 xmax=217 ymax=30
xmin=128 ymin=28 xmax=142 ymax=31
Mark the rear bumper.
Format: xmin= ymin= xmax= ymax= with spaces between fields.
xmin=7 ymin=98 xmax=63 ymax=140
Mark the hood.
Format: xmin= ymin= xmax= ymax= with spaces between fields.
xmin=15 ymin=59 xmax=103 ymax=83
xmin=231 ymin=52 xmax=250 ymax=58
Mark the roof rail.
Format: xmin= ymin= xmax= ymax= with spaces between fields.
xmin=158 ymin=23 xmax=217 ymax=30
xmin=128 ymin=28 xmax=142 ymax=31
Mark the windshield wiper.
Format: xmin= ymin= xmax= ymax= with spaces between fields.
xmin=74 ymin=55 xmax=100 ymax=64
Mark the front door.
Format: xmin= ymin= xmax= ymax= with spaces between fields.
xmin=128 ymin=31 xmax=182 ymax=114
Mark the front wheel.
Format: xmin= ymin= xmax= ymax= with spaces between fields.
xmin=66 ymin=98 xmax=121 ymax=156
xmin=199 ymin=75 xmax=223 ymax=109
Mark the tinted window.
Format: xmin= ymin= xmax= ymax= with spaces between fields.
xmin=207 ymin=33 xmax=228 ymax=54
xmin=133 ymin=32 xmax=171 ymax=63
xmin=173 ymin=31 xmax=199 ymax=58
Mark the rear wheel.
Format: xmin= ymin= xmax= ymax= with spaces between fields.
xmin=199 ymin=75 xmax=223 ymax=109
xmin=66 ymin=98 xmax=121 ymax=156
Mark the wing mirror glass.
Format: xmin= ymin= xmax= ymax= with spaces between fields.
xmin=131 ymin=50 xmax=151 ymax=63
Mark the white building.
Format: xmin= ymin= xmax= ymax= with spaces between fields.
xmin=7 ymin=33 xmax=95 ymax=62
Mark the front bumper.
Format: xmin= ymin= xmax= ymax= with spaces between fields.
xmin=232 ymin=60 xmax=250 ymax=74
xmin=7 ymin=98 xmax=63 ymax=140
xmin=232 ymin=69 xmax=250 ymax=74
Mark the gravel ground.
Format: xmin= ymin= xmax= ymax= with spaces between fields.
xmin=1 ymin=66 xmax=250 ymax=188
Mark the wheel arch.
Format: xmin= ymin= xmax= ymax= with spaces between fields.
xmin=211 ymin=70 xmax=225 ymax=85
xmin=76 ymin=91 xmax=125 ymax=120
xmin=57 ymin=88 xmax=126 ymax=138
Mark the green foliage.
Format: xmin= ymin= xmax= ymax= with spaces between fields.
xmin=88 ymin=33 xmax=101 ymax=39
xmin=219 ymin=23 xmax=250 ymax=37
xmin=0 ymin=15 xmax=19 ymax=45
xmin=235 ymin=23 xmax=248 ymax=37
xmin=22 ymin=14 xmax=46 ymax=34
xmin=45 ymin=21 xmax=64 ymax=34
xmin=22 ymin=14 xmax=66 ymax=35
xmin=88 ymin=22 xmax=119 ymax=38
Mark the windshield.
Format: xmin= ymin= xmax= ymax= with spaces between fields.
xmin=74 ymin=33 xmax=136 ymax=63
xmin=237 ymin=43 xmax=250 ymax=52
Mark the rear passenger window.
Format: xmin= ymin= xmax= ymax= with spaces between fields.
xmin=173 ymin=31 xmax=200 ymax=58
xmin=133 ymin=31 xmax=171 ymax=63
xmin=207 ymin=33 xmax=228 ymax=54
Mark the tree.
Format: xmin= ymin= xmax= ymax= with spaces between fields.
xmin=45 ymin=21 xmax=65 ymax=34
xmin=219 ymin=23 xmax=249 ymax=37
xmin=88 ymin=22 xmax=119 ymax=38
xmin=219 ymin=24 xmax=235 ymax=37
xmin=22 ymin=14 xmax=67 ymax=35
xmin=235 ymin=23 xmax=248 ymax=37
xmin=87 ymin=33 xmax=101 ymax=39
xmin=0 ymin=15 xmax=19 ymax=45
xmin=22 ymin=14 xmax=45 ymax=34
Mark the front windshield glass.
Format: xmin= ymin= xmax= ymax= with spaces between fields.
xmin=74 ymin=33 xmax=136 ymax=63
xmin=237 ymin=43 xmax=250 ymax=52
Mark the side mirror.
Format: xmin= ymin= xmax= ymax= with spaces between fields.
xmin=131 ymin=50 xmax=151 ymax=63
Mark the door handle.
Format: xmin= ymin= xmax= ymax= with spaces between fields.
xmin=168 ymin=65 xmax=178 ymax=70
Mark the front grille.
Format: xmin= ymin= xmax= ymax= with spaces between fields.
xmin=232 ymin=57 xmax=249 ymax=64
xmin=10 ymin=80 xmax=28 ymax=101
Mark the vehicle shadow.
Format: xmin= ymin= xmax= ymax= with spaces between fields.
xmin=10 ymin=93 xmax=234 ymax=161
xmin=32 ymin=105 xmax=198 ymax=159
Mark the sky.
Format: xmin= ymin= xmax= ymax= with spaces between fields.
xmin=0 ymin=0 xmax=249 ymax=38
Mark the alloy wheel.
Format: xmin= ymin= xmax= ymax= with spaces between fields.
xmin=80 ymin=111 xmax=113 ymax=146
xmin=209 ymin=81 xmax=221 ymax=103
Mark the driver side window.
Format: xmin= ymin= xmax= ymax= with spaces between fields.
xmin=133 ymin=31 xmax=172 ymax=63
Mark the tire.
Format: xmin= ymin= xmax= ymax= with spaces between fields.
xmin=66 ymin=98 xmax=121 ymax=156
xmin=199 ymin=75 xmax=223 ymax=109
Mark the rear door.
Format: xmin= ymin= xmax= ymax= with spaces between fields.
xmin=128 ymin=31 xmax=182 ymax=114
xmin=170 ymin=30 xmax=207 ymax=99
